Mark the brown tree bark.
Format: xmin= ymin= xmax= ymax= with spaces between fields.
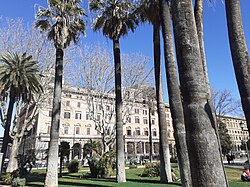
xmin=153 ymin=23 xmax=172 ymax=183
xmin=159 ymin=0 xmax=192 ymax=186
xmin=45 ymin=48 xmax=64 ymax=187
xmin=113 ymin=39 xmax=126 ymax=183
xmin=171 ymin=0 xmax=228 ymax=186
xmin=225 ymin=0 xmax=250 ymax=135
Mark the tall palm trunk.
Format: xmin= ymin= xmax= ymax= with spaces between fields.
xmin=113 ymin=39 xmax=126 ymax=183
xmin=45 ymin=48 xmax=63 ymax=187
xmin=1 ymin=89 xmax=15 ymax=174
xmin=171 ymin=0 xmax=227 ymax=186
xmin=195 ymin=1 xmax=228 ymax=184
xmin=159 ymin=0 xmax=191 ymax=186
xmin=153 ymin=23 xmax=172 ymax=183
xmin=6 ymin=104 xmax=30 ymax=173
xmin=194 ymin=0 xmax=210 ymax=93
xmin=148 ymin=107 xmax=153 ymax=162
xmin=225 ymin=0 xmax=250 ymax=135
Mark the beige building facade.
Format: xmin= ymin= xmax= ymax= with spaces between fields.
xmin=23 ymin=86 xmax=248 ymax=164
xmin=24 ymin=86 xmax=175 ymax=164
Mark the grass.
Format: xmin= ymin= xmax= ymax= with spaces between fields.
xmin=8 ymin=166 xmax=250 ymax=187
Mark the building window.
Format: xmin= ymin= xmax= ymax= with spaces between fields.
xmin=143 ymin=118 xmax=148 ymax=124
xmin=65 ymin=94 xmax=72 ymax=98
xmin=87 ymin=128 xmax=90 ymax=135
xmin=143 ymin=110 xmax=147 ymax=115
xmin=135 ymin=108 xmax=139 ymax=114
xmin=136 ymin=129 xmax=141 ymax=136
xmin=64 ymin=126 xmax=69 ymax=134
xmin=144 ymin=130 xmax=149 ymax=136
xmin=75 ymin=113 xmax=82 ymax=120
xmin=152 ymin=118 xmax=155 ymax=125
xmin=153 ymin=131 xmax=157 ymax=136
xmin=75 ymin=126 xmax=80 ymax=135
xmin=86 ymin=113 xmax=90 ymax=120
xmin=151 ymin=111 xmax=155 ymax=116
xmin=49 ymin=110 xmax=52 ymax=117
xmin=127 ymin=129 xmax=132 ymax=136
xmin=166 ymin=113 xmax=170 ymax=118
xmin=135 ymin=116 xmax=140 ymax=123
xmin=127 ymin=116 xmax=131 ymax=123
xmin=66 ymin=101 xmax=70 ymax=106
xmin=64 ymin=112 xmax=71 ymax=119
xmin=77 ymin=102 xmax=81 ymax=108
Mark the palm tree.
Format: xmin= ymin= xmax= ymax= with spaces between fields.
xmin=0 ymin=52 xmax=43 ymax=173
xmin=135 ymin=0 xmax=171 ymax=182
xmin=171 ymin=0 xmax=227 ymax=186
xmin=35 ymin=0 xmax=86 ymax=186
xmin=225 ymin=0 xmax=250 ymax=136
xmin=89 ymin=0 xmax=138 ymax=182
xmin=159 ymin=0 xmax=191 ymax=186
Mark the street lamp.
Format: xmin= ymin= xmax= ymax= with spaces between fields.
xmin=239 ymin=121 xmax=249 ymax=163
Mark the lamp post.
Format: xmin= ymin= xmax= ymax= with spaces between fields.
xmin=240 ymin=121 xmax=249 ymax=163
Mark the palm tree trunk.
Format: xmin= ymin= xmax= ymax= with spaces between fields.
xmin=171 ymin=0 xmax=227 ymax=186
xmin=45 ymin=48 xmax=64 ymax=187
xmin=113 ymin=39 xmax=126 ymax=183
xmin=195 ymin=1 xmax=228 ymax=184
xmin=194 ymin=0 xmax=210 ymax=94
xmin=153 ymin=23 xmax=172 ymax=183
xmin=148 ymin=108 xmax=153 ymax=162
xmin=159 ymin=0 xmax=191 ymax=186
xmin=1 ymin=90 xmax=15 ymax=174
xmin=225 ymin=0 xmax=250 ymax=135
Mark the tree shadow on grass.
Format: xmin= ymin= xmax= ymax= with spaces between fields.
xmin=59 ymin=181 xmax=110 ymax=187
xmin=127 ymin=178 xmax=182 ymax=186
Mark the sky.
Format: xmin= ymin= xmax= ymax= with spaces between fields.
xmin=0 ymin=1 xmax=249 ymax=135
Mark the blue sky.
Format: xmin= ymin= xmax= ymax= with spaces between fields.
xmin=0 ymin=1 xmax=249 ymax=135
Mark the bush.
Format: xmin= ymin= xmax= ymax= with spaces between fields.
xmin=1 ymin=172 xmax=12 ymax=184
xmin=67 ymin=160 xmax=79 ymax=173
xmin=141 ymin=162 xmax=160 ymax=177
xmin=87 ymin=151 xmax=116 ymax=178
xmin=12 ymin=177 xmax=26 ymax=187
xmin=97 ymin=151 xmax=116 ymax=178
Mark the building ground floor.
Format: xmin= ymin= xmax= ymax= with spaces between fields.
xmin=30 ymin=133 xmax=176 ymax=167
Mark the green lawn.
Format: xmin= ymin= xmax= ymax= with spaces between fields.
xmin=23 ymin=166 xmax=250 ymax=187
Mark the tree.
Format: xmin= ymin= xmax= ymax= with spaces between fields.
xmin=159 ymin=0 xmax=191 ymax=186
xmin=35 ymin=0 xmax=86 ymax=186
xmin=0 ymin=18 xmax=59 ymax=174
xmin=171 ymin=0 xmax=227 ymax=186
xmin=66 ymin=44 xmax=152 ymax=153
xmin=218 ymin=122 xmax=233 ymax=155
xmin=0 ymin=52 xmax=43 ymax=174
xmin=135 ymin=0 xmax=172 ymax=182
xmin=225 ymin=0 xmax=250 ymax=136
xmin=212 ymin=88 xmax=242 ymax=117
xmin=89 ymin=0 xmax=138 ymax=182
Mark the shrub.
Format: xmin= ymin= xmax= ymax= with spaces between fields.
xmin=12 ymin=177 xmax=26 ymax=187
xmin=1 ymin=172 xmax=12 ymax=184
xmin=67 ymin=160 xmax=79 ymax=173
xmin=141 ymin=162 xmax=160 ymax=177
xmin=87 ymin=151 xmax=116 ymax=178
xmin=97 ymin=151 xmax=116 ymax=178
